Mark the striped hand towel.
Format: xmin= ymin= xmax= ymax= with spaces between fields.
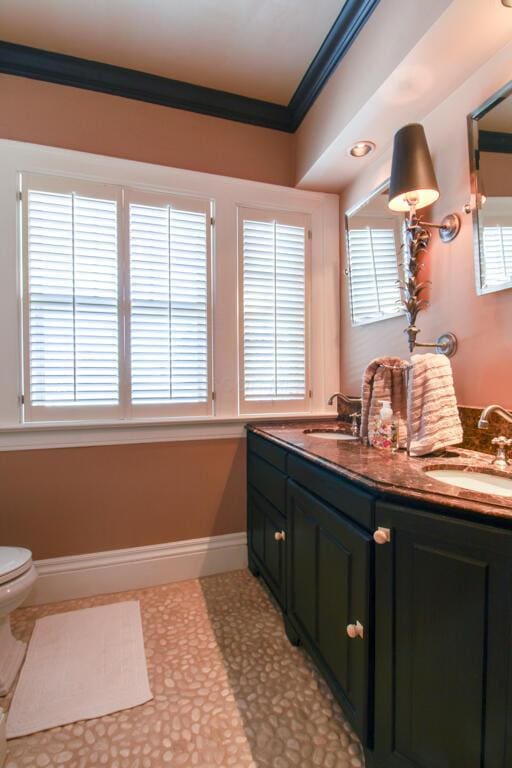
xmin=407 ymin=353 xmax=463 ymax=457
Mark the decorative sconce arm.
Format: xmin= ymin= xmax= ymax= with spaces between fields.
xmin=399 ymin=210 xmax=459 ymax=356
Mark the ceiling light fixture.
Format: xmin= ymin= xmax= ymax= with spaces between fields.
xmin=501 ymin=0 xmax=512 ymax=7
xmin=348 ymin=141 xmax=376 ymax=158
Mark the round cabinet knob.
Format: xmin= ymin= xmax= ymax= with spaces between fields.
xmin=373 ymin=527 xmax=391 ymax=545
xmin=274 ymin=530 xmax=286 ymax=542
xmin=346 ymin=621 xmax=364 ymax=639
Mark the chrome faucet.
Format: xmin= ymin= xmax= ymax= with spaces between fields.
xmin=478 ymin=404 xmax=512 ymax=469
xmin=477 ymin=404 xmax=512 ymax=430
xmin=328 ymin=392 xmax=361 ymax=407
xmin=350 ymin=412 xmax=361 ymax=437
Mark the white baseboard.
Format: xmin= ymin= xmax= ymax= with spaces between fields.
xmin=28 ymin=532 xmax=248 ymax=606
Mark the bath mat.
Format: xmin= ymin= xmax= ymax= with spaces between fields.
xmin=6 ymin=601 xmax=152 ymax=738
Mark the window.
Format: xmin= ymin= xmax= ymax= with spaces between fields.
xmin=127 ymin=190 xmax=211 ymax=414
xmin=238 ymin=207 xmax=310 ymax=414
xmin=481 ymin=225 xmax=512 ymax=288
xmin=21 ymin=174 xmax=212 ymax=422
xmin=346 ymin=217 xmax=402 ymax=326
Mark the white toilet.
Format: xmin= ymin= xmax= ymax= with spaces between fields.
xmin=0 ymin=547 xmax=37 ymax=695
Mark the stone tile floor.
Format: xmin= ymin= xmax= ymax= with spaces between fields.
xmin=1 ymin=569 xmax=364 ymax=768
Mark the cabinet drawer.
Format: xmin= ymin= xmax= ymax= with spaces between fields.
xmin=248 ymin=487 xmax=287 ymax=609
xmin=288 ymin=454 xmax=374 ymax=529
xmin=248 ymin=452 xmax=286 ymax=514
xmin=247 ymin=432 xmax=287 ymax=472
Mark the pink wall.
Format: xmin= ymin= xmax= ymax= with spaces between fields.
xmin=480 ymin=152 xmax=512 ymax=196
xmin=0 ymin=73 xmax=292 ymax=558
xmin=339 ymin=44 xmax=512 ymax=409
xmin=0 ymin=74 xmax=294 ymax=186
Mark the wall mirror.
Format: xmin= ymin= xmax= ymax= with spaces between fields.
xmin=468 ymin=80 xmax=512 ymax=295
xmin=345 ymin=181 xmax=403 ymax=327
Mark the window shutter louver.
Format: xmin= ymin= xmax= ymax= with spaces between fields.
xmin=482 ymin=226 xmax=512 ymax=288
xmin=129 ymin=199 xmax=210 ymax=407
xmin=240 ymin=210 xmax=309 ymax=410
xmin=26 ymin=188 xmax=119 ymax=409
xmin=347 ymin=226 xmax=402 ymax=326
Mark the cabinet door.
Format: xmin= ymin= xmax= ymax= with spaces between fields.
xmin=374 ymin=501 xmax=512 ymax=768
xmin=287 ymin=480 xmax=371 ymax=742
xmin=248 ymin=486 xmax=287 ymax=608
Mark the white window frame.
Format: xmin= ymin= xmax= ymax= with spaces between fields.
xmin=123 ymin=187 xmax=213 ymax=419
xmin=0 ymin=139 xmax=339 ymax=446
xmin=237 ymin=206 xmax=312 ymax=415
xmin=21 ymin=173 xmax=214 ymax=423
xmin=21 ymin=173 xmax=124 ymax=423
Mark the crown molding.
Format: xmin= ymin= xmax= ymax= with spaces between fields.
xmin=0 ymin=0 xmax=380 ymax=133
xmin=288 ymin=0 xmax=380 ymax=130
xmin=0 ymin=41 xmax=292 ymax=131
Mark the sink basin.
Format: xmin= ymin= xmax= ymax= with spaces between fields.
xmin=424 ymin=468 xmax=512 ymax=498
xmin=304 ymin=429 xmax=358 ymax=442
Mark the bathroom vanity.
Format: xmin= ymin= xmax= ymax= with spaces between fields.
xmin=246 ymin=421 xmax=512 ymax=768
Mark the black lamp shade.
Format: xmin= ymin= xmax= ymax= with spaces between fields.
xmin=388 ymin=123 xmax=440 ymax=212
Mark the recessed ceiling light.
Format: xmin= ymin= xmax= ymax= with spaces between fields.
xmin=348 ymin=141 xmax=376 ymax=158
xmin=502 ymin=0 xmax=512 ymax=7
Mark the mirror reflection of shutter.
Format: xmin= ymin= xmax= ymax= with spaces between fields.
xmin=482 ymin=226 xmax=512 ymax=287
xmin=347 ymin=226 xmax=402 ymax=326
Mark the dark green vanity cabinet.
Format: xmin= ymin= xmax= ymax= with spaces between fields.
xmin=287 ymin=479 xmax=372 ymax=740
xmin=247 ymin=434 xmax=288 ymax=609
xmin=247 ymin=432 xmax=375 ymax=745
xmin=373 ymin=501 xmax=512 ymax=768
xmin=247 ymin=486 xmax=287 ymax=608
xmin=246 ymin=429 xmax=512 ymax=767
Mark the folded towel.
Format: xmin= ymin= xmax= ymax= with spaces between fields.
xmin=407 ymin=353 xmax=463 ymax=457
xmin=360 ymin=356 xmax=409 ymax=447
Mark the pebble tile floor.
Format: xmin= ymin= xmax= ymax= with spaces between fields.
xmin=2 ymin=569 xmax=365 ymax=768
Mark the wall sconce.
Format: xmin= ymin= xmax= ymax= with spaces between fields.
xmin=388 ymin=123 xmax=460 ymax=357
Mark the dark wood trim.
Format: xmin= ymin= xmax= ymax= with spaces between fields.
xmin=479 ymin=129 xmax=512 ymax=154
xmin=288 ymin=0 xmax=381 ymax=130
xmin=0 ymin=1 xmax=380 ymax=133
xmin=0 ymin=41 xmax=292 ymax=132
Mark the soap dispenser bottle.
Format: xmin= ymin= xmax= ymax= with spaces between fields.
xmin=372 ymin=400 xmax=395 ymax=450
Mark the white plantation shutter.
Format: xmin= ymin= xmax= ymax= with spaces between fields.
xmin=347 ymin=224 xmax=402 ymax=326
xmin=23 ymin=177 xmax=120 ymax=419
xmin=128 ymin=193 xmax=211 ymax=413
xmin=239 ymin=208 xmax=309 ymax=412
xmin=481 ymin=226 xmax=512 ymax=288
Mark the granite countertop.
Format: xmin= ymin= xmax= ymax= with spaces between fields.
xmin=247 ymin=419 xmax=512 ymax=521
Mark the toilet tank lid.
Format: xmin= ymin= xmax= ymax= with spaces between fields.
xmin=0 ymin=546 xmax=32 ymax=584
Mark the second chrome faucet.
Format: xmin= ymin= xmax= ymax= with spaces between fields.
xmin=478 ymin=404 xmax=512 ymax=469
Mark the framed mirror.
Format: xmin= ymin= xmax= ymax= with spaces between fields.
xmin=345 ymin=181 xmax=403 ymax=327
xmin=468 ymin=80 xmax=512 ymax=295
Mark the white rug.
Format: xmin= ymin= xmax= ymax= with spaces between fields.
xmin=6 ymin=601 xmax=152 ymax=738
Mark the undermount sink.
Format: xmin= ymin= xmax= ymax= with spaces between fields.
xmin=303 ymin=429 xmax=359 ymax=442
xmin=424 ymin=468 xmax=512 ymax=498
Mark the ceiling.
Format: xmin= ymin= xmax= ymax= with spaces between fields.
xmin=0 ymin=0 xmax=347 ymax=105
